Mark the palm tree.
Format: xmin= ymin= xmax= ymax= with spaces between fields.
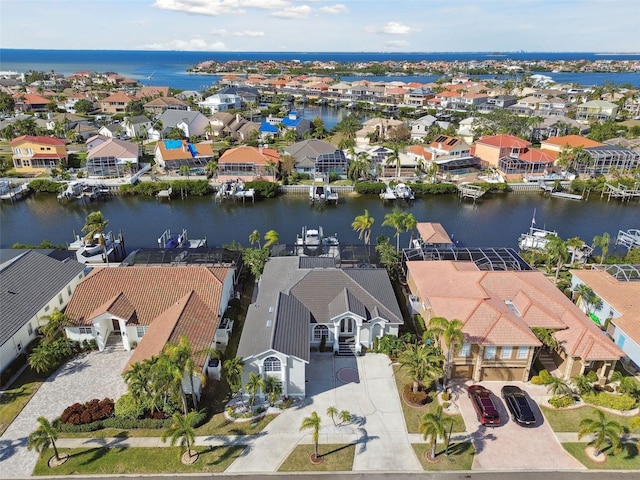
xmin=572 ymin=374 xmax=595 ymax=396
xmin=385 ymin=142 xmax=401 ymax=178
xmin=28 ymin=416 xmax=63 ymax=463
xmin=573 ymin=284 xmax=603 ymax=316
xmin=205 ymin=159 xmax=218 ymax=179
xmin=326 ymin=406 xmax=338 ymax=426
xmin=546 ymin=375 xmax=573 ymax=397
xmin=610 ymin=371 xmax=637 ymax=395
xmin=382 ymin=208 xmax=409 ymax=252
xmin=566 ymin=236 xmax=585 ymax=264
xmin=398 ymin=343 xmax=443 ymax=393
xmin=578 ymin=410 xmax=624 ymax=456
xmin=352 ymin=209 xmax=375 ymax=245
xmin=339 ymin=410 xmax=352 ymax=425
xmin=300 ymin=411 xmax=322 ymax=461
xmin=404 ymin=212 xmax=417 ymax=248
xmin=81 ymin=211 xmax=109 ymax=261
xmin=28 ymin=344 xmax=55 ymax=375
xmin=263 ymin=375 xmax=282 ymax=406
xmin=179 ymin=164 xmax=191 ymax=179
xmin=245 ymin=372 xmax=264 ymax=408
xmin=162 ymin=410 xmax=201 ymax=462
xmin=426 ymin=316 xmax=464 ymax=390
xmin=545 ymin=235 xmax=568 ymax=284
xmin=263 ymin=229 xmax=279 ymax=249
xmin=222 ymin=357 xmax=244 ymax=395
xmin=39 ymin=308 xmax=70 ymax=347
xmin=419 ymin=405 xmax=447 ymax=460
xmin=249 ymin=229 xmax=261 ymax=249
xmin=592 ymin=232 xmax=611 ymax=265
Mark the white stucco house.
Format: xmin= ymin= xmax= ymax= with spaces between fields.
xmin=236 ymin=256 xmax=404 ymax=399
xmin=0 ymin=250 xmax=86 ymax=377
xmin=199 ymin=93 xmax=242 ymax=113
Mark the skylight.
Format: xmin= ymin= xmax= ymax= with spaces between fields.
xmin=505 ymin=300 xmax=521 ymax=317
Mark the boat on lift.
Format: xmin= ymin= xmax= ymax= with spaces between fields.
xmin=158 ymin=228 xmax=207 ymax=248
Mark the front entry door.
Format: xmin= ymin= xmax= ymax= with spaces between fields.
xmin=340 ymin=318 xmax=354 ymax=336
xmin=112 ymin=318 xmax=121 ymax=332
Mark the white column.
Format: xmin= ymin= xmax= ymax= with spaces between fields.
xmin=333 ymin=322 xmax=340 ymax=352
xmin=355 ymin=322 xmax=362 ymax=354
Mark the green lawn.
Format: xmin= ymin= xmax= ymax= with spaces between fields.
xmin=0 ymin=367 xmax=44 ymax=436
xmin=563 ymin=442 xmax=640 ymax=469
xmin=278 ymin=444 xmax=355 ymax=472
xmin=32 ymin=445 xmax=245 ymax=475
xmin=412 ymin=442 xmax=475 ymax=471
xmin=541 ymin=405 xmax=637 ymax=432
xmin=392 ymin=366 xmax=466 ymax=434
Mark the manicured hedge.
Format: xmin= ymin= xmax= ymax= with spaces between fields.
xmin=354 ymin=181 xmax=386 ymax=194
xmin=407 ymin=182 xmax=457 ymax=195
xmin=582 ymin=391 xmax=637 ymax=411
xmin=119 ymin=179 xmax=211 ymax=197
xmin=245 ymin=180 xmax=279 ymax=198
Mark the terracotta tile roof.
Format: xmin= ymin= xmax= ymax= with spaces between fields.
xmin=416 ymin=222 xmax=452 ymax=245
xmin=516 ymin=149 xmax=557 ymax=163
xmin=475 ymin=134 xmax=531 ymax=149
xmin=14 ymin=93 xmax=51 ymax=104
xmin=10 ymin=135 xmax=66 ymax=146
xmin=218 ymin=145 xmax=279 ymax=165
xmin=101 ymin=91 xmax=133 ymax=103
xmin=407 ymin=261 xmax=623 ymax=360
xmin=541 ymin=135 xmax=604 ymax=149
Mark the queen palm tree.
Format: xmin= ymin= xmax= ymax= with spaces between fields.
xmin=419 ymin=405 xmax=447 ymax=460
xmin=245 ymin=372 xmax=264 ymax=408
xmin=339 ymin=410 xmax=352 ymax=425
xmin=610 ymin=371 xmax=637 ymax=395
xmin=205 ymin=160 xmax=218 ymax=179
xmin=222 ymin=357 xmax=244 ymax=395
xmin=326 ymin=406 xmax=338 ymax=426
xmin=28 ymin=417 xmax=63 ymax=463
xmin=39 ymin=308 xmax=70 ymax=347
xmin=300 ymin=411 xmax=322 ymax=461
xmin=425 ymin=317 xmax=464 ymax=390
xmin=592 ymin=232 xmax=611 ymax=265
xmin=578 ymin=410 xmax=624 ymax=456
xmin=546 ymin=375 xmax=573 ymax=397
xmin=572 ymin=374 xmax=596 ymax=396
xmin=162 ymin=410 xmax=201 ymax=462
xmin=352 ymin=209 xmax=375 ymax=245
xmin=382 ymin=208 xmax=411 ymax=252
xmin=385 ymin=142 xmax=401 ymax=178
xmin=249 ymin=230 xmax=261 ymax=249
xmin=398 ymin=343 xmax=443 ymax=393
xmin=263 ymin=229 xmax=279 ymax=249
xmin=566 ymin=236 xmax=585 ymax=265
xmin=263 ymin=375 xmax=282 ymax=406
xmin=545 ymin=235 xmax=568 ymax=284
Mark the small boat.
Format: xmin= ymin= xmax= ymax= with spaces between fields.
xmin=518 ymin=225 xmax=557 ymax=251
xmin=295 ymin=226 xmax=340 ymax=258
xmin=57 ymin=181 xmax=85 ymax=200
xmin=158 ymin=228 xmax=206 ymax=249
xmin=394 ymin=183 xmax=415 ymax=200
xmin=309 ymin=182 xmax=338 ymax=204
xmin=380 ymin=185 xmax=397 ymax=201
xmin=68 ymin=231 xmax=122 ymax=264
xmin=296 ymin=226 xmax=323 ymax=250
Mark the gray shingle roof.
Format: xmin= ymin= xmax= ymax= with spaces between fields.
xmin=0 ymin=251 xmax=85 ymax=346
xmin=237 ymin=258 xmax=403 ymax=360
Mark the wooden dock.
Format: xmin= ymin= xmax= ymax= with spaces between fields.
xmin=615 ymin=229 xmax=640 ymax=251
xmin=601 ymin=182 xmax=640 ymax=202
xmin=0 ymin=182 xmax=31 ymax=202
xmin=457 ymin=183 xmax=486 ymax=203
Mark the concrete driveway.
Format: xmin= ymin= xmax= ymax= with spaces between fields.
xmin=0 ymin=349 xmax=132 ymax=478
xmin=227 ymin=353 xmax=422 ymax=473
xmin=451 ymin=380 xmax=585 ymax=471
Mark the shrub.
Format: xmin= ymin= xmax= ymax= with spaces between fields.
xmin=245 ymin=179 xmax=278 ymax=198
xmin=328 ymin=172 xmax=340 ymax=183
xmin=278 ymin=397 xmax=294 ymax=409
xmin=443 ymin=401 xmax=451 ymax=409
xmin=549 ymin=395 xmax=575 ymax=408
xmin=582 ymin=391 xmax=637 ymax=411
xmin=586 ymin=371 xmax=598 ymax=383
xmin=60 ymin=397 xmax=114 ymax=425
xmin=354 ymin=181 xmax=386 ymax=194
xmin=319 ymin=335 xmax=327 ymax=352
xmin=403 ymin=384 xmax=429 ymax=406
xmin=101 ymin=416 xmax=173 ymax=430
xmin=531 ymin=369 xmax=553 ymax=385
xmin=29 ymin=179 xmax=65 ymax=193
xmin=115 ymin=393 xmax=144 ymax=420
xmin=407 ymin=182 xmax=457 ymax=195
xmin=441 ymin=392 xmax=451 ymax=401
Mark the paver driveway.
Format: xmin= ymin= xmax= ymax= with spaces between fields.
xmin=0 ymin=349 xmax=132 ymax=478
xmin=452 ymin=380 xmax=585 ymax=470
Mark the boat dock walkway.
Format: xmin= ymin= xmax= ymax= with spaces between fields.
xmin=457 ymin=183 xmax=486 ymax=202
xmin=616 ymin=229 xmax=640 ymax=251
xmin=601 ymin=182 xmax=640 ymax=202
xmin=0 ymin=181 xmax=31 ymax=202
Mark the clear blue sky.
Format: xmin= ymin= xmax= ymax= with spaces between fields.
xmin=1 ymin=0 xmax=639 ymax=52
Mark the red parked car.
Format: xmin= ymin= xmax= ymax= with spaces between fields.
xmin=467 ymin=385 xmax=501 ymax=426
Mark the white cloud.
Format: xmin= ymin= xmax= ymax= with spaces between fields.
xmin=319 ymin=4 xmax=349 ymax=15
xmin=152 ymin=0 xmax=289 ymax=16
xmin=271 ymin=5 xmax=312 ymax=19
xmin=232 ymin=30 xmax=265 ymax=37
xmin=141 ymin=37 xmax=227 ymax=51
xmin=382 ymin=21 xmax=418 ymax=35
xmin=210 ymin=28 xmax=227 ymax=36
xmin=127 ymin=20 xmax=147 ymax=25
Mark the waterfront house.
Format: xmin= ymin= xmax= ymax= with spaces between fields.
xmin=427 ymin=135 xmax=471 ymax=161
xmin=143 ymin=96 xmax=189 ymax=115
xmin=1 ymin=250 xmax=85 ymax=377
xmin=476 ymin=95 xmax=518 ymax=114
xmin=154 ymin=139 xmax=214 ymax=172
xmin=237 ymin=256 xmax=403 ymax=399
xmin=406 ymin=260 xmax=623 ymax=384
xmin=217 ymin=145 xmax=279 ymax=181
xmin=279 ymin=111 xmax=312 ymax=140
xmin=13 ymin=92 xmax=51 ymax=113
xmin=153 ymin=110 xmax=210 ymax=139
xmin=473 ymin=133 xmax=555 ymax=175
xmin=410 ymin=115 xmax=450 ymax=141
xmin=98 ymin=123 xmax=122 ymax=138
xmin=99 ymin=91 xmax=133 ymax=114
xmin=198 ymin=93 xmax=242 ymax=113
xmin=571 ymin=266 xmax=640 ymax=370
xmin=64 ymin=265 xmax=235 ymax=400
xmin=576 ymin=100 xmax=619 ymax=124
xmin=10 ymin=135 xmax=67 ymax=171
xmin=86 ymin=137 xmax=140 ymax=178
xmin=122 ymin=115 xmax=152 ymax=139
xmin=283 ymin=139 xmax=348 ymax=177
xmin=357 ymin=117 xmax=405 ymax=146
xmin=63 ymin=93 xmax=94 ymax=114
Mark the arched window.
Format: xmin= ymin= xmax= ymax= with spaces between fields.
xmin=313 ymin=325 xmax=329 ymax=341
xmin=263 ymin=356 xmax=281 ymax=373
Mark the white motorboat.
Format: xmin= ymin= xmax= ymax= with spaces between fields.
xmin=309 ymin=182 xmax=338 ymax=204
xmin=394 ymin=183 xmax=415 ymax=200
xmin=68 ymin=231 xmax=121 ymax=263
xmin=158 ymin=228 xmax=207 ymax=248
xmin=295 ymin=226 xmax=340 ymax=258
xmin=518 ymin=226 xmax=557 ymax=251
xmin=57 ymin=181 xmax=85 ymax=200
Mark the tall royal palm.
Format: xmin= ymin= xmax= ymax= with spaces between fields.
xmin=352 ymin=209 xmax=375 ymax=245
xmin=425 ymin=317 xmax=464 ymax=390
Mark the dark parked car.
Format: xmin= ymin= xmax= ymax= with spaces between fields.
xmin=501 ymin=385 xmax=536 ymax=426
xmin=467 ymin=385 xmax=501 ymax=426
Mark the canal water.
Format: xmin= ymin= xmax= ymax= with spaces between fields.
xmin=0 ymin=191 xmax=637 ymax=253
